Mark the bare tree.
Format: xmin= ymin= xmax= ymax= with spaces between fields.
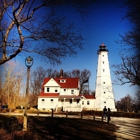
xmin=114 ymin=0 xmax=140 ymax=87
xmin=0 ymin=0 xmax=95 ymax=65
xmin=117 ymin=0 xmax=140 ymax=56
xmin=0 ymin=76 xmax=6 ymax=107
xmin=2 ymin=61 xmax=25 ymax=108
xmin=30 ymin=66 xmax=47 ymax=106
xmin=134 ymin=90 xmax=140 ymax=111
xmin=116 ymin=94 xmax=134 ymax=112
xmin=46 ymin=68 xmax=59 ymax=78
xmin=113 ymin=55 xmax=140 ymax=86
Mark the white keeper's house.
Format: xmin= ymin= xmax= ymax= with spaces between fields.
xmin=38 ymin=77 xmax=95 ymax=112
xmin=38 ymin=44 xmax=116 ymax=112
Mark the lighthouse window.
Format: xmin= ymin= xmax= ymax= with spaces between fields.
xmin=103 ymin=82 xmax=105 ymax=84
xmin=103 ymin=69 xmax=105 ymax=72
xmin=104 ymin=101 xmax=106 ymax=103
xmin=104 ymin=92 xmax=106 ymax=94
xmin=102 ymin=55 xmax=104 ymax=57
xmin=102 ymin=61 xmax=104 ymax=64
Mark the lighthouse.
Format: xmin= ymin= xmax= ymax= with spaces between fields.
xmin=95 ymin=44 xmax=116 ymax=111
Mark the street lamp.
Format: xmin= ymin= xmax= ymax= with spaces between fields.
xmin=23 ymin=56 xmax=33 ymax=131
xmin=25 ymin=56 xmax=33 ymax=69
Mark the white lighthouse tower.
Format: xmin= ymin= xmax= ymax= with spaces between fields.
xmin=95 ymin=44 xmax=116 ymax=111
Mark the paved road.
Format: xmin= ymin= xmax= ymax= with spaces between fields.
xmin=110 ymin=117 xmax=140 ymax=140
xmin=1 ymin=112 xmax=140 ymax=140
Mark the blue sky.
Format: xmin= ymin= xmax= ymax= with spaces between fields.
xmin=11 ymin=0 xmax=137 ymax=101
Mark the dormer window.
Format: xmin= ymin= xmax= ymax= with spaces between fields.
xmin=60 ymin=79 xmax=66 ymax=83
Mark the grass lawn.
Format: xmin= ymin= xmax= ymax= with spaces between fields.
xmin=0 ymin=115 xmax=118 ymax=140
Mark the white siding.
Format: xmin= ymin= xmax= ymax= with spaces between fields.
xmin=59 ymin=88 xmax=79 ymax=95
xmin=44 ymin=86 xmax=60 ymax=93
xmin=38 ymin=97 xmax=58 ymax=110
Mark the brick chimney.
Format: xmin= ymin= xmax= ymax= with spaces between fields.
xmin=60 ymin=69 xmax=63 ymax=77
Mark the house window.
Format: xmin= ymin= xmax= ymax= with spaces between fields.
xmin=71 ymin=90 xmax=74 ymax=94
xmin=70 ymin=99 xmax=72 ymax=104
xmin=42 ymin=99 xmax=45 ymax=101
xmin=87 ymin=101 xmax=90 ymax=105
xmin=77 ymin=99 xmax=80 ymax=104
xmin=82 ymin=101 xmax=84 ymax=105
xmin=47 ymin=87 xmax=49 ymax=92
xmin=64 ymin=89 xmax=66 ymax=91
xmin=104 ymin=101 xmax=106 ymax=103
xmin=50 ymin=99 xmax=53 ymax=102
xmin=104 ymin=92 xmax=106 ymax=94
xmin=55 ymin=89 xmax=58 ymax=92
xmin=60 ymin=79 xmax=66 ymax=83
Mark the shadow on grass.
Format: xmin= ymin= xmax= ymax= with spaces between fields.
xmin=0 ymin=115 xmax=118 ymax=140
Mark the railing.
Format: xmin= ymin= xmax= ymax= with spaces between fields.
xmin=63 ymin=105 xmax=82 ymax=112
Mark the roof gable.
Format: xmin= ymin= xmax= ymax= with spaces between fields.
xmin=44 ymin=78 xmax=60 ymax=87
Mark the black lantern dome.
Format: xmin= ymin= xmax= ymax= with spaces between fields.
xmin=97 ymin=43 xmax=108 ymax=53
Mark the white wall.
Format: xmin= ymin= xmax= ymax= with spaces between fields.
xmin=44 ymin=86 xmax=60 ymax=93
xmin=60 ymin=88 xmax=79 ymax=95
xmin=81 ymin=99 xmax=95 ymax=110
xmin=44 ymin=87 xmax=79 ymax=95
xmin=95 ymin=50 xmax=116 ymax=111
xmin=38 ymin=97 xmax=58 ymax=110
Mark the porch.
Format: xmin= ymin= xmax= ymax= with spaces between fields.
xmin=63 ymin=105 xmax=82 ymax=112
xmin=57 ymin=95 xmax=82 ymax=112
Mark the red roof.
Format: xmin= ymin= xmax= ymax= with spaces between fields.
xmin=39 ymin=91 xmax=59 ymax=97
xmin=59 ymin=95 xmax=81 ymax=99
xmin=43 ymin=77 xmax=79 ymax=88
xmin=84 ymin=95 xmax=95 ymax=99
